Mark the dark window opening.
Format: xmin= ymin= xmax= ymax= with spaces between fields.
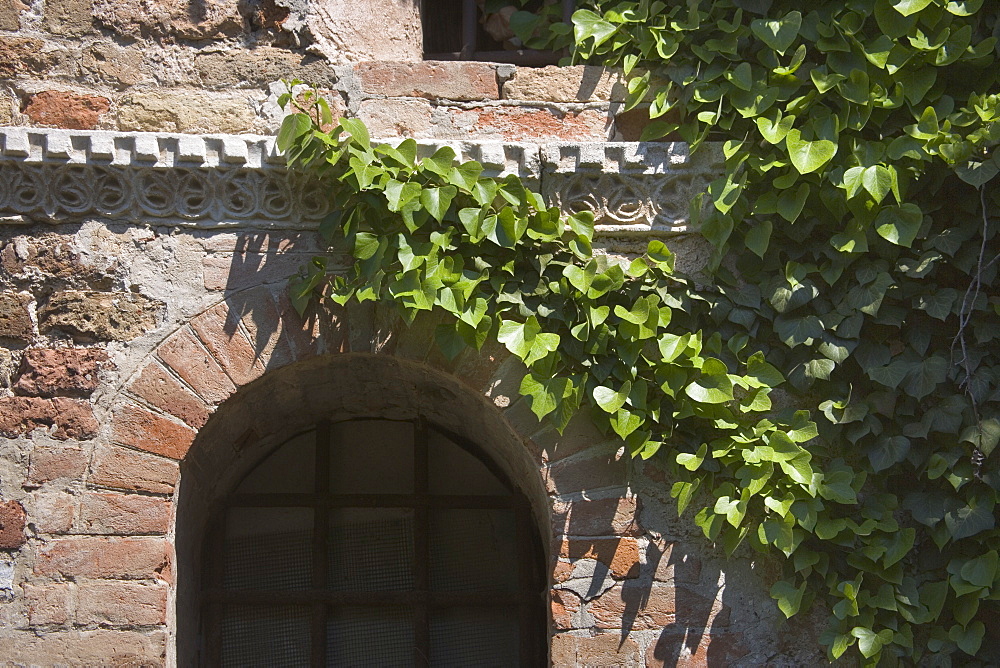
xmin=200 ymin=418 xmax=546 ymax=667
xmin=422 ymin=0 xmax=574 ymax=66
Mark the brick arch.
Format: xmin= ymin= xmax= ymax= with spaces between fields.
xmin=99 ymin=282 xmax=661 ymax=667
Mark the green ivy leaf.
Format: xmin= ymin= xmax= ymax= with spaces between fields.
xmin=944 ymin=498 xmax=996 ymax=540
xmin=785 ymin=129 xmax=837 ymax=174
xmin=892 ymin=0 xmax=934 ymax=16
xmin=593 ymin=381 xmax=632 ymax=414
xmin=421 ymin=185 xmax=457 ymax=223
xmin=750 ymin=11 xmax=802 ymax=54
xmin=875 ymin=203 xmax=923 ymax=247
xmin=685 ymin=359 xmax=735 ymax=404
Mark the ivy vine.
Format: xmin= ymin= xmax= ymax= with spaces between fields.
xmin=279 ymin=0 xmax=1000 ymax=663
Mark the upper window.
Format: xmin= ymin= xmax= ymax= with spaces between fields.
xmin=199 ymin=418 xmax=546 ymax=667
xmin=422 ymin=0 xmax=573 ymax=65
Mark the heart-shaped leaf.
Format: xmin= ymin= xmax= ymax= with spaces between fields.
xmin=751 ymin=11 xmax=802 ymax=54
xmin=785 ymin=129 xmax=837 ymax=174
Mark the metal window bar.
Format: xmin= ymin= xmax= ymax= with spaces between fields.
xmin=202 ymin=418 xmax=545 ymax=667
xmin=424 ymin=0 xmax=576 ymax=66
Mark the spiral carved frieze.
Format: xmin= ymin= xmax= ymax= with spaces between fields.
xmin=0 ymin=162 xmax=328 ymax=224
xmin=0 ymin=129 xmax=720 ymax=233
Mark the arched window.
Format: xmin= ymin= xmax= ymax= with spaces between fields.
xmin=199 ymin=418 xmax=546 ymax=666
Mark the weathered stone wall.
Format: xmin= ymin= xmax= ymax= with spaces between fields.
xmin=0 ymin=0 xmax=659 ymax=140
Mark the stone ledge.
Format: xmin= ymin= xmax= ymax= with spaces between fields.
xmin=0 ymin=127 xmax=716 ymax=234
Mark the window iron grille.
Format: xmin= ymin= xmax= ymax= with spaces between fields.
xmin=200 ymin=418 xmax=546 ymax=667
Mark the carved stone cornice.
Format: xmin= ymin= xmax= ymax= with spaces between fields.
xmin=0 ymin=127 xmax=717 ymax=234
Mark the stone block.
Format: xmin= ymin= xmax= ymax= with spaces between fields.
xmin=503 ymin=65 xmax=628 ymax=103
xmin=80 ymin=43 xmax=144 ymax=88
xmin=355 ymin=98 xmax=436 ymax=138
xmin=89 ymin=444 xmax=179 ymax=495
xmin=27 ymin=445 xmax=89 ymax=486
xmin=13 ymin=348 xmax=110 ymax=398
xmin=196 ymin=48 xmax=338 ymax=89
xmin=127 ymin=361 xmax=212 ymax=429
xmin=111 ymin=403 xmax=196 ymax=460
xmin=355 ymin=61 xmax=499 ymax=101
xmin=35 ymin=536 xmax=171 ymax=580
xmin=24 ymin=91 xmax=111 ymax=131
xmin=551 ymin=633 xmax=642 ymax=668
xmin=76 ymin=581 xmax=168 ymax=626
xmin=0 ymin=233 xmax=102 ymax=283
xmin=157 ymin=328 xmax=236 ymax=404
xmin=553 ymin=496 xmax=642 ymax=538
xmin=0 ymin=0 xmax=26 ymax=30
xmin=43 ymin=0 xmax=94 ymax=35
xmin=0 ymin=396 xmax=98 ymax=440
xmin=307 ymin=0 xmax=422 ymax=64
xmin=201 ymin=250 xmax=308 ymax=292
xmin=0 ymin=38 xmax=58 ymax=78
xmin=588 ymin=582 xmax=730 ymax=631
xmin=544 ymin=451 xmax=628 ymax=494
xmin=39 ymin=291 xmax=161 ymax=342
xmin=0 ymin=500 xmax=26 ymax=549
xmin=30 ymin=491 xmax=76 ymax=534
xmin=559 ymin=537 xmax=640 ymax=579
xmin=23 ymin=582 xmax=71 ymax=625
xmin=0 ymin=630 xmax=166 ymax=665
xmin=0 ymin=292 xmax=33 ymax=341
xmin=78 ymin=492 xmax=171 ymax=535
xmin=93 ymin=0 xmax=243 ymax=39
xmin=116 ymin=90 xmax=263 ymax=134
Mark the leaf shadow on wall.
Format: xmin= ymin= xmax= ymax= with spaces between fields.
xmin=218 ymin=231 xmax=347 ymax=373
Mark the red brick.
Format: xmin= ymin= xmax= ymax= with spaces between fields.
xmin=544 ymin=451 xmax=628 ymax=494
xmin=76 ymin=581 xmax=168 ymax=626
xmin=35 ymin=536 xmax=171 ymax=580
xmin=24 ymin=91 xmax=111 ymax=130
xmin=648 ymin=540 xmax=702 ymax=585
xmin=355 ymin=61 xmax=499 ymax=101
xmin=452 ymin=106 xmax=610 ymax=141
xmin=27 ymin=445 xmax=88 ymax=485
xmin=89 ymin=444 xmax=179 ymax=494
xmin=0 ymin=291 xmax=33 ymax=340
xmin=111 ymin=403 xmax=195 ymax=460
xmin=156 ymin=327 xmax=236 ymax=403
xmin=0 ymin=396 xmax=98 ymax=440
xmin=551 ymin=633 xmax=642 ymax=668
xmin=589 ymin=583 xmax=730 ymax=631
xmin=190 ymin=301 xmax=266 ymax=385
xmin=559 ymin=537 xmax=640 ymax=579
xmin=31 ymin=491 xmax=76 ymax=533
xmin=0 ymin=499 xmax=26 ymax=549
xmin=646 ymin=632 xmax=750 ymax=668
xmin=232 ymin=286 xmax=296 ymax=370
xmin=78 ymin=493 xmax=170 ymax=535
xmin=552 ymin=589 xmax=582 ymax=630
xmin=553 ymin=560 xmax=574 ymax=584
xmin=128 ymin=361 xmax=212 ymax=429
xmin=13 ymin=348 xmax=110 ymax=397
xmin=553 ymin=497 xmax=641 ymax=537
xmin=274 ymin=289 xmax=325 ymax=360
xmin=23 ymin=582 xmax=71 ymax=626
xmin=0 ymin=629 xmax=167 ymax=665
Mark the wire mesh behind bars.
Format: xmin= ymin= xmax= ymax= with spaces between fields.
xmin=206 ymin=419 xmax=544 ymax=667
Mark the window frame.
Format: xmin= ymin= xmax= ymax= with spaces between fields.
xmin=199 ymin=418 xmax=547 ymax=667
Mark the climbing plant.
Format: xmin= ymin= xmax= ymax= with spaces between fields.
xmin=279 ymin=1 xmax=1000 ymax=664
